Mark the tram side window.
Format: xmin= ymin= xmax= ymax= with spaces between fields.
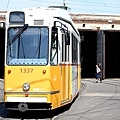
xmin=50 ymin=27 xmax=58 ymax=65
xmin=62 ymin=34 xmax=66 ymax=62
xmin=62 ymin=32 xmax=70 ymax=62
xmin=65 ymin=33 xmax=70 ymax=62
xmin=79 ymin=42 xmax=81 ymax=63
xmin=72 ymin=34 xmax=78 ymax=63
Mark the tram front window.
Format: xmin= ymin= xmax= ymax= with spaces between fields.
xmin=7 ymin=27 xmax=49 ymax=65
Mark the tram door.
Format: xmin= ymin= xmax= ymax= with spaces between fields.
xmin=61 ymin=33 xmax=69 ymax=102
xmin=97 ymin=30 xmax=105 ymax=79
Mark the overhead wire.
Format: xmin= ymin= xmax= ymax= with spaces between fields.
xmin=6 ymin=0 xmax=10 ymax=10
xmin=66 ymin=0 xmax=120 ymax=7
xmin=0 ymin=0 xmax=62 ymax=10
xmin=24 ymin=0 xmax=120 ymax=9
xmin=0 ymin=0 xmax=120 ymax=13
xmin=1 ymin=0 xmax=120 ymax=7
xmin=63 ymin=0 xmax=120 ymax=13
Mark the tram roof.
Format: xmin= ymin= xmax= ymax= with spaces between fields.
xmin=21 ymin=6 xmax=73 ymax=22
xmin=1 ymin=9 xmax=120 ymax=30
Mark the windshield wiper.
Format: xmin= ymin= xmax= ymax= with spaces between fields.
xmin=7 ymin=24 xmax=28 ymax=46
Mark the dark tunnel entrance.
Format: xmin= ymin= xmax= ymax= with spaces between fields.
xmin=105 ymin=31 xmax=120 ymax=78
xmin=79 ymin=31 xmax=97 ymax=78
xmin=0 ymin=28 xmax=5 ymax=79
xmin=80 ymin=30 xmax=120 ymax=79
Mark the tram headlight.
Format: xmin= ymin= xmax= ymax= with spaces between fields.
xmin=22 ymin=83 xmax=30 ymax=91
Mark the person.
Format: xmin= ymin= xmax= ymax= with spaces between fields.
xmin=95 ymin=64 xmax=102 ymax=83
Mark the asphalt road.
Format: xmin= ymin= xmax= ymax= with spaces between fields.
xmin=1 ymin=79 xmax=120 ymax=120
xmin=0 ymin=79 xmax=3 ymax=102
xmin=55 ymin=79 xmax=120 ymax=120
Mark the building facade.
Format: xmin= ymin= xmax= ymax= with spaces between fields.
xmin=71 ymin=13 xmax=120 ymax=79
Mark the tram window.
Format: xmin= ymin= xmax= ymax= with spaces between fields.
xmin=72 ymin=34 xmax=78 ymax=63
xmin=62 ymin=34 xmax=65 ymax=62
xmin=7 ymin=27 xmax=49 ymax=65
xmin=50 ymin=27 xmax=58 ymax=65
xmin=62 ymin=32 xmax=70 ymax=62
xmin=65 ymin=32 xmax=70 ymax=45
xmin=79 ymin=42 xmax=81 ymax=63
xmin=65 ymin=41 xmax=67 ymax=61
xmin=65 ymin=34 xmax=67 ymax=62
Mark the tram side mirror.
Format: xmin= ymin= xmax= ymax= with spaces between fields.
xmin=65 ymin=33 xmax=70 ymax=45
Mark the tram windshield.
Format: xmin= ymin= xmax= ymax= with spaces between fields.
xmin=6 ymin=27 xmax=49 ymax=65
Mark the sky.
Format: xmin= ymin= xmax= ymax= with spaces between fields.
xmin=0 ymin=0 xmax=120 ymax=15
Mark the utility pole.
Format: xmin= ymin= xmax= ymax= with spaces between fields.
xmin=63 ymin=0 xmax=65 ymax=6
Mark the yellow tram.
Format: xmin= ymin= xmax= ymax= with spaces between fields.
xmin=4 ymin=6 xmax=81 ymax=112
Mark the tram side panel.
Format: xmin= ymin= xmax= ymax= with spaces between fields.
xmin=4 ymin=62 xmax=81 ymax=110
xmin=50 ymin=65 xmax=61 ymax=109
xmin=4 ymin=66 xmax=62 ymax=109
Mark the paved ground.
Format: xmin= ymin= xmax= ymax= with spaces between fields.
xmin=55 ymin=79 xmax=120 ymax=120
xmin=0 ymin=79 xmax=3 ymax=102
xmin=1 ymin=79 xmax=120 ymax=120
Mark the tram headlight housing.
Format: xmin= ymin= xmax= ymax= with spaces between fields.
xmin=22 ymin=83 xmax=30 ymax=91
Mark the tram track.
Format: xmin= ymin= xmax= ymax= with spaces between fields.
xmin=78 ymin=82 xmax=119 ymax=120
xmin=50 ymin=83 xmax=87 ymax=120
xmin=51 ymin=79 xmax=120 ymax=120
xmin=0 ymin=103 xmax=11 ymax=119
xmin=0 ymin=83 xmax=11 ymax=119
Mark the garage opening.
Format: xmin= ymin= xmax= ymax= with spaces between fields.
xmin=105 ymin=31 xmax=120 ymax=78
xmin=80 ymin=31 xmax=97 ymax=78
xmin=0 ymin=28 xmax=5 ymax=79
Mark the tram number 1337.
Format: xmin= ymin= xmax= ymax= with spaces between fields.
xmin=20 ymin=68 xmax=33 ymax=73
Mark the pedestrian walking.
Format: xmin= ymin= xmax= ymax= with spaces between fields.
xmin=95 ymin=64 xmax=102 ymax=83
